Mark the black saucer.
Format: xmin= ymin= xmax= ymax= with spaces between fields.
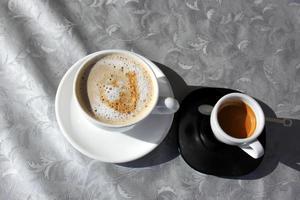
xmin=178 ymin=87 xmax=266 ymax=177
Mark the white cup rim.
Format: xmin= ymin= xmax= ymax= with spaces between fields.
xmin=73 ymin=49 xmax=159 ymax=128
xmin=211 ymin=93 xmax=265 ymax=144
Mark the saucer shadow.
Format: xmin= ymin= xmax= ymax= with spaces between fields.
xmin=119 ymin=62 xmax=300 ymax=178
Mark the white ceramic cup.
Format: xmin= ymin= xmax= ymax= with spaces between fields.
xmin=73 ymin=49 xmax=179 ymax=132
xmin=210 ymin=93 xmax=265 ymax=159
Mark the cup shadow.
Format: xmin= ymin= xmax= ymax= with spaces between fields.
xmin=118 ymin=62 xmax=192 ymax=168
xmin=119 ymin=62 xmax=300 ymax=178
xmin=237 ymin=108 xmax=300 ymax=179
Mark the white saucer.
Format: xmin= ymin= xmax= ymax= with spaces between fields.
xmin=55 ymin=52 xmax=175 ymax=163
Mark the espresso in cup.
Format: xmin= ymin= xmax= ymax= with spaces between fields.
xmin=218 ymin=101 xmax=256 ymax=139
xmin=210 ymin=93 xmax=265 ymax=159
xmin=76 ymin=53 xmax=157 ymax=125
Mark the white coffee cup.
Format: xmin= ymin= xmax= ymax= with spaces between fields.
xmin=73 ymin=49 xmax=180 ymax=132
xmin=210 ymin=93 xmax=265 ymax=159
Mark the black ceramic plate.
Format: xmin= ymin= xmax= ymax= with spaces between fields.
xmin=178 ymin=87 xmax=266 ymax=177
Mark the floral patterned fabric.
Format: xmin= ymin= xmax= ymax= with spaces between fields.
xmin=1 ymin=0 xmax=300 ymax=199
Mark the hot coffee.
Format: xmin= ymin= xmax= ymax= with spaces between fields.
xmin=76 ymin=53 xmax=157 ymax=125
xmin=217 ymin=101 xmax=256 ymax=138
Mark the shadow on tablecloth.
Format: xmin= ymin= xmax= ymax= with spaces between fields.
xmin=119 ymin=62 xmax=300 ymax=180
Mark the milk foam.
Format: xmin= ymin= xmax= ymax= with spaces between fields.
xmin=84 ymin=53 xmax=155 ymax=125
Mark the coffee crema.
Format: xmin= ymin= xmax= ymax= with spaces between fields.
xmin=77 ymin=53 xmax=156 ymax=125
xmin=217 ymin=101 xmax=256 ymax=138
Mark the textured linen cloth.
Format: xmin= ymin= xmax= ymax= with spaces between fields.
xmin=1 ymin=0 xmax=300 ymax=199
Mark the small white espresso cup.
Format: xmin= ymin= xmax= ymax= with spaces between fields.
xmin=210 ymin=93 xmax=265 ymax=159
xmin=73 ymin=49 xmax=179 ymax=132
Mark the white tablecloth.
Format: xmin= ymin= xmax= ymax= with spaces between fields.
xmin=1 ymin=0 xmax=300 ymax=199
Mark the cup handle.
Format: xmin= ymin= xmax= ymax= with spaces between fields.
xmin=239 ymin=140 xmax=264 ymax=159
xmin=151 ymin=97 xmax=180 ymax=114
